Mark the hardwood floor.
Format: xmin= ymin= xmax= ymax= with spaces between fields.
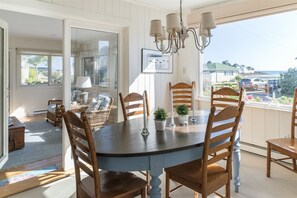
xmin=0 ymin=114 xmax=67 ymax=198
xmin=0 ymin=155 xmax=72 ymax=198
xmin=18 ymin=114 xmax=47 ymax=123
xmin=7 ymin=151 xmax=297 ymax=198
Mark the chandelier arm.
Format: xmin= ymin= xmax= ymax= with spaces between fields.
xmin=155 ymin=33 xmax=179 ymax=54
xmin=203 ymin=36 xmax=212 ymax=48
xmin=186 ymin=27 xmax=204 ymax=50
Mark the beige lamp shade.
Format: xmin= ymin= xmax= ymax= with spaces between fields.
xmin=76 ymin=76 xmax=92 ymax=88
xmin=158 ymin=26 xmax=167 ymax=40
xmin=150 ymin=20 xmax=163 ymax=37
xmin=199 ymin=26 xmax=209 ymax=37
xmin=201 ymin=12 xmax=216 ymax=30
xmin=166 ymin=13 xmax=180 ymax=33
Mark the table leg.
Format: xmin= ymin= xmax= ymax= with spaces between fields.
xmin=149 ymin=155 xmax=163 ymax=198
xmin=233 ymin=130 xmax=241 ymax=192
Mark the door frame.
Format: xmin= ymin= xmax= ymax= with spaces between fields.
xmin=0 ymin=18 xmax=9 ymax=169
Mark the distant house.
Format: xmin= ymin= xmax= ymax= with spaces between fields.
xmin=203 ymin=62 xmax=239 ymax=83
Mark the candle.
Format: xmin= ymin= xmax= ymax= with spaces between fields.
xmin=143 ymin=91 xmax=147 ymax=129
xmin=190 ymin=86 xmax=197 ymax=123
xmin=169 ymin=88 xmax=175 ymax=127
xmin=191 ymin=87 xmax=195 ymax=111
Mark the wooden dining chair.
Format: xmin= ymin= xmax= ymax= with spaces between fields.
xmin=266 ymin=88 xmax=297 ymax=177
xmin=165 ymin=101 xmax=245 ymax=198
xmin=169 ymin=81 xmax=195 ymax=109
xmin=61 ymin=105 xmax=147 ymax=198
xmin=211 ymin=86 xmax=243 ymax=109
xmin=119 ymin=90 xmax=150 ymax=192
xmin=119 ymin=90 xmax=150 ymax=121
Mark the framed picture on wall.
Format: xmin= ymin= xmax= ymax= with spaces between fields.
xmin=141 ymin=48 xmax=173 ymax=73
xmin=83 ymin=56 xmax=110 ymax=87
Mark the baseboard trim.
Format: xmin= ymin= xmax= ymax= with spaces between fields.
xmin=241 ymin=141 xmax=292 ymax=163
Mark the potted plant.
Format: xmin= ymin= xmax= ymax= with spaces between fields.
xmin=153 ymin=107 xmax=167 ymax=131
xmin=176 ymin=104 xmax=189 ymax=125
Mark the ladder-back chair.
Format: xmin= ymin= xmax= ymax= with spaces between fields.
xmin=211 ymin=86 xmax=243 ymax=109
xmin=61 ymin=105 xmax=147 ymax=198
xmin=165 ymin=102 xmax=245 ymax=198
xmin=266 ymin=88 xmax=297 ymax=177
xmin=169 ymin=81 xmax=195 ymax=109
xmin=119 ymin=91 xmax=150 ymax=121
xmin=119 ymin=90 xmax=150 ymax=192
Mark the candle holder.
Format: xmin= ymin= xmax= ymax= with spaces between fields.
xmin=169 ymin=120 xmax=176 ymax=128
xmin=141 ymin=128 xmax=150 ymax=136
xmin=190 ymin=109 xmax=197 ymax=123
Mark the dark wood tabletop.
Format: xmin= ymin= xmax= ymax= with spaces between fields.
xmin=93 ymin=111 xmax=210 ymax=157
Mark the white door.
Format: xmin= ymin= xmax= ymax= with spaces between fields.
xmin=0 ymin=18 xmax=9 ymax=169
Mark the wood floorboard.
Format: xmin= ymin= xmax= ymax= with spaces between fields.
xmin=0 ymin=155 xmax=72 ymax=198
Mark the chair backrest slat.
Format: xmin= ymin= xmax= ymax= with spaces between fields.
xmin=74 ymin=149 xmax=92 ymax=165
xmin=119 ymin=91 xmax=150 ymax=121
xmin=211 ymin=122 xmax=235 ymax=133
xmin=73 ymin=138 xmax=89 ymax=153
xmin=77 ymin=160 xmax=95 ymax=177
xmin=209 ymin=131 xmax=233 ymax=144
xmin=71 ymin=129 xmax=88 ymax=141
xmin=209 ymin=142 xmax=232 ymax=155
xmin=207 ymin=151 xmax=230 ymax=165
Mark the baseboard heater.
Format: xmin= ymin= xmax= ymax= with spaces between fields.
xmin=31 ymin=109 xmax=47 ymax=115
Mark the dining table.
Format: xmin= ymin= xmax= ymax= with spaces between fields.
xmin=93 ymin=110 xmax=242 ymax=198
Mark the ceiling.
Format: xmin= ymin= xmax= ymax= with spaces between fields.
xmin=0 ymin=0 xmax=230 ymax=41
xmin=127 ymin=0 xmax=232 ymax=11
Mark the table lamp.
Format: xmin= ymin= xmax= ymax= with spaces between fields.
xmin=76 ymin=76 xmax=92 ymax=104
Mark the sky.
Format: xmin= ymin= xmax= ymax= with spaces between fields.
xmin=203 ymin=10 xmax=297 ymax=71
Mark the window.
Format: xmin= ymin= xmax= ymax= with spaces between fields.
xmin=20 ymin=51 xmax=64 ymax=86
xmin=202 ymin=10 xmax=297 ymax=105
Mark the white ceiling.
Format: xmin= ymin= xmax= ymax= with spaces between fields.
xmin=0 ymin=0 xmax=230 ymax=40
xmin=126 ymin=0 xmax=232 ymax=11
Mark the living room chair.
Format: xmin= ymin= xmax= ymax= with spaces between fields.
xmin=169 ymin=81 xmax=195 ymax=109
xmin=119 ymin=90 xmax=150 ymax=192
xmin=60 ymin=105 xmax=147 ymax=198
xmin=266 ymin=87 xmax=297 ymax=177
xmin=211 ymin=86 xmax=243 ymax=109
xmin=165 ymin=102 xmax=244 ymax=198
xmin=46 ymin=99 xmax=63 ymax=127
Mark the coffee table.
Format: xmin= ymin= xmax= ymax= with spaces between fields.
xmin=8 ymin=116 xmax=25 ymax=152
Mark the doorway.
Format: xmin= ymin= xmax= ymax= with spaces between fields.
xmin=0 ymin=10 xmax=64 ymax=196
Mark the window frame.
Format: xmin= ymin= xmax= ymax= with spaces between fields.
xmin=199 ymin=8 xmax=297 ymax=109
xmin=17 ymin=49 xmax=63 ymax=87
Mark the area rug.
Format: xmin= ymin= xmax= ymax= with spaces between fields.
xmin=0 ymin=165 xmax=58 ymax=187
xmin=1 ymin=120 xmax=62 ymax=170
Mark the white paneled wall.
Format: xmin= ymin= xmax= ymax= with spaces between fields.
xmin=0 ymin=0 xmax=178 ymax=117
xmin=198 ymin=99 xmax=292 ymax=155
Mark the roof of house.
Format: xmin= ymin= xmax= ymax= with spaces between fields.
xmin=203 ymin=62 xmax=239 ymax=72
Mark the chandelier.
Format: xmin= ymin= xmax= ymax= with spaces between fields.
xmin=149 ymin=0 xmax=216 ymax=54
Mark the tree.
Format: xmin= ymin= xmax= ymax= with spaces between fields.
xmin=280 ymin=67 xmax=297 ymax=97
xmin=222 ymin=60 xmax=231 ymax=66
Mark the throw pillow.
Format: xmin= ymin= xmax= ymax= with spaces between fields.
xmin=97 ymin=95 xmax=111 ymax=110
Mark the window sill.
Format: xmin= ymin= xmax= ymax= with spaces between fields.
xmin=196 ymin=96 xmax=291 ymax=112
